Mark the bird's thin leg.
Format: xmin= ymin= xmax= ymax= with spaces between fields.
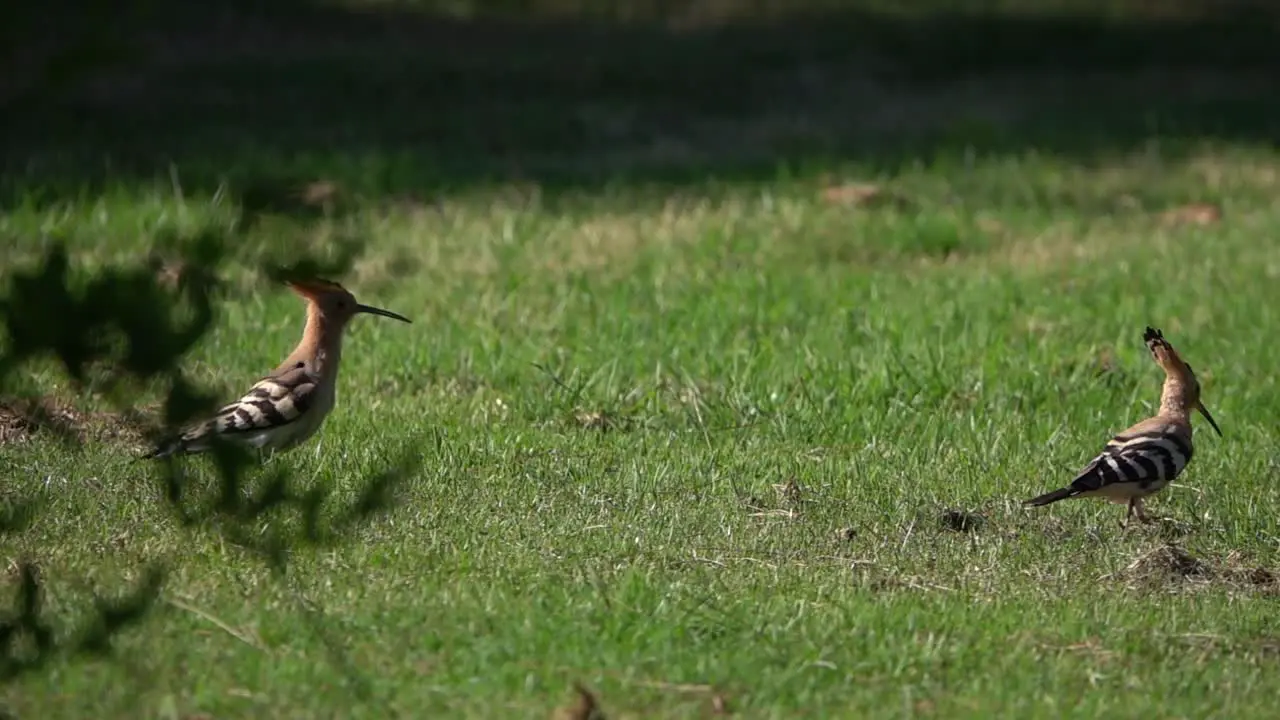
xmin=1134 ymin=498 xmax=1154 ymax=524
xmin=1120 ymin=499 xmax=1134 ymax=529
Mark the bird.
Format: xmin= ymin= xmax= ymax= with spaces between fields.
xmin=144 ymin=278 xmax=411 ymax=459
xmin=1023 ymin=326 xmax=1222 ymax=525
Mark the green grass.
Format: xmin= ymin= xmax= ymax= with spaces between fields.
xmin=6 ymin=149 xmax=1280 ymax=718
xmin=5 ymin=4 xmax=1280 ymax=718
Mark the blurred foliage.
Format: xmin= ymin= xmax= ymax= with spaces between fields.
xmin=0 ymin=229 xmax=420 ymax=684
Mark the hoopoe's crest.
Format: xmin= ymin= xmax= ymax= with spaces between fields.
xmin=285 ymin=279 xmax=371 ymax=329
xmin=1143 ymin=326 xmax=1219 ymax=434
xmin=144 ymin=278 xmax=411 ymax=459
xmin=1023 ymin=325 xmax=1221 ymax=525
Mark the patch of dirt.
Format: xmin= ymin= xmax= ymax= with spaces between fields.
xmin=1220 ymin=550 xmax=1280 ymax=592
xmin=0 ymin=397 xmax=147 ymax=448
xmin=738 ymin=478 xmax=809 ymax=521
xmin=1123 ymin=544 xmax=1208 ymax=579
xmin=0 ymin=398 xmax=87 ymax=446
xmin=1159 ymin=202 xmax=1223 ymax=227
xmin=1106 ymin=544 xmax=1280 ymax=594
xmin=819 ymin=182 xmax=913 ymax=210
xmin=740 ymin=482 xmax=804 ymax=521
xmin=0 ymin=403 xmax=33 ymax=445
xmin=555 ymin=682 xmax=606 ymax=720
xmin=1258 ymin=637 xmax=1280 ymax=658
xmin=938 ymin=508 xmax=985 ymax=533
xmin=774 ymin=478 xmax=804 ymax=510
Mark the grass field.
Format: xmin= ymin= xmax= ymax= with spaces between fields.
xmin=4 ymin=3 xmax=1280 ymax=718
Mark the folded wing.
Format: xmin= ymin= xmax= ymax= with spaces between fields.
xmin=147 ymin=363 xmax=318 ymax=457
xmin=1066 ymin=423 xmax=1192 ymax=497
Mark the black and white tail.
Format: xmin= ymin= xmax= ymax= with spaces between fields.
xmin=1024 ymin=423 xmax=1192 ymax=507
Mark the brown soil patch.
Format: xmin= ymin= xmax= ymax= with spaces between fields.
xmin=1159 ymin=202 xmax=1223 ymax=227
xmin=820 ymin=182 xmax=913 ymax=210
xmin=555 ymin=682 xmax=607 ymax=720
xmin=938 ymin=508 xmax=985 ymax=533
xmin=1122 ymin=544 xmax=1209 ymax=580
xmin=0 ymin=403 xmax=33 ymax=445
xmin=0 ymin=396 xmax=147 ymax=448
xmin=1105 ymin=543 xmax=1280 ymax=594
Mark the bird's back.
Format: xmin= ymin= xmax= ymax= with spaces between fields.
xmin=1066 ymin=415 xmax=1193 ymax=499
xmin=147 ymin=363 xmax=323 ymax=457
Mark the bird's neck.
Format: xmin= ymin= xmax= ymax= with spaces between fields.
xmin=1158 ymin=378 xmax=1192 ymax=423
xmin=275 ymin=305 xmax=344 ymax=376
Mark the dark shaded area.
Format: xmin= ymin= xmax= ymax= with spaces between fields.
xmin=2 ymin=1 xmax=1280 ymax=209
xmin=938 ymin=507 xmax=985 ymax=533
xmin=0 ymin=561 xmax=161 ymax=681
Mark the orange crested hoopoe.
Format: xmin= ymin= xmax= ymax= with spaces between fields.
xmin=1024 ymin=326 xmax=1222 ymax=525
xmin=145 ymin=279 xmax=411 ymax=459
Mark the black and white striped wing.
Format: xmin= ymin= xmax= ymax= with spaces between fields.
xmin=1068 ymin=427 xmax=1192 ymax=496
xmin=143 ymin=364 xmax=317 ymax=457
xmin=194 ymin=364 xmax=318 ymax=441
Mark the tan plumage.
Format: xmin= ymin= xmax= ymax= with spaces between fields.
xmin=145 ymin=279 xmax=411 ymax=459
xmin=1024 ymin=326 xmax=1222 ymax=525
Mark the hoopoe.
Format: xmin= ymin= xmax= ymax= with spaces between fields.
xmin=1023 ymin=326 xmax=1221 ymax=525
xmin=144 ymin=279 xmax=410 ymax=459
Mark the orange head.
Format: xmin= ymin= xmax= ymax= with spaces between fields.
xmin=1143 ymin=326 xmax=1221 ymax=436
xmin=286 ymin=279 xmax=412 ymax=328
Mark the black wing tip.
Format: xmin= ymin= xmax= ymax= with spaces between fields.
xmin=1143 ymin=326 xmax=1164 ymax=343
xmin=1023 ymin=487 xmax=1075 ymax=507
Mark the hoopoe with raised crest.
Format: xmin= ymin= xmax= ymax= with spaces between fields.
xmin=144 ymin=279 xmax=411 ymax=459
xmin=1023 ymin=326 xmax=1221 ymax=525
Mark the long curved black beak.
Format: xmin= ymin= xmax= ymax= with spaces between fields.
xmin=356 ymin=303 xmax=412 ymax=324
xmin=1197 ymin=402 xmax=1223 ymax=437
